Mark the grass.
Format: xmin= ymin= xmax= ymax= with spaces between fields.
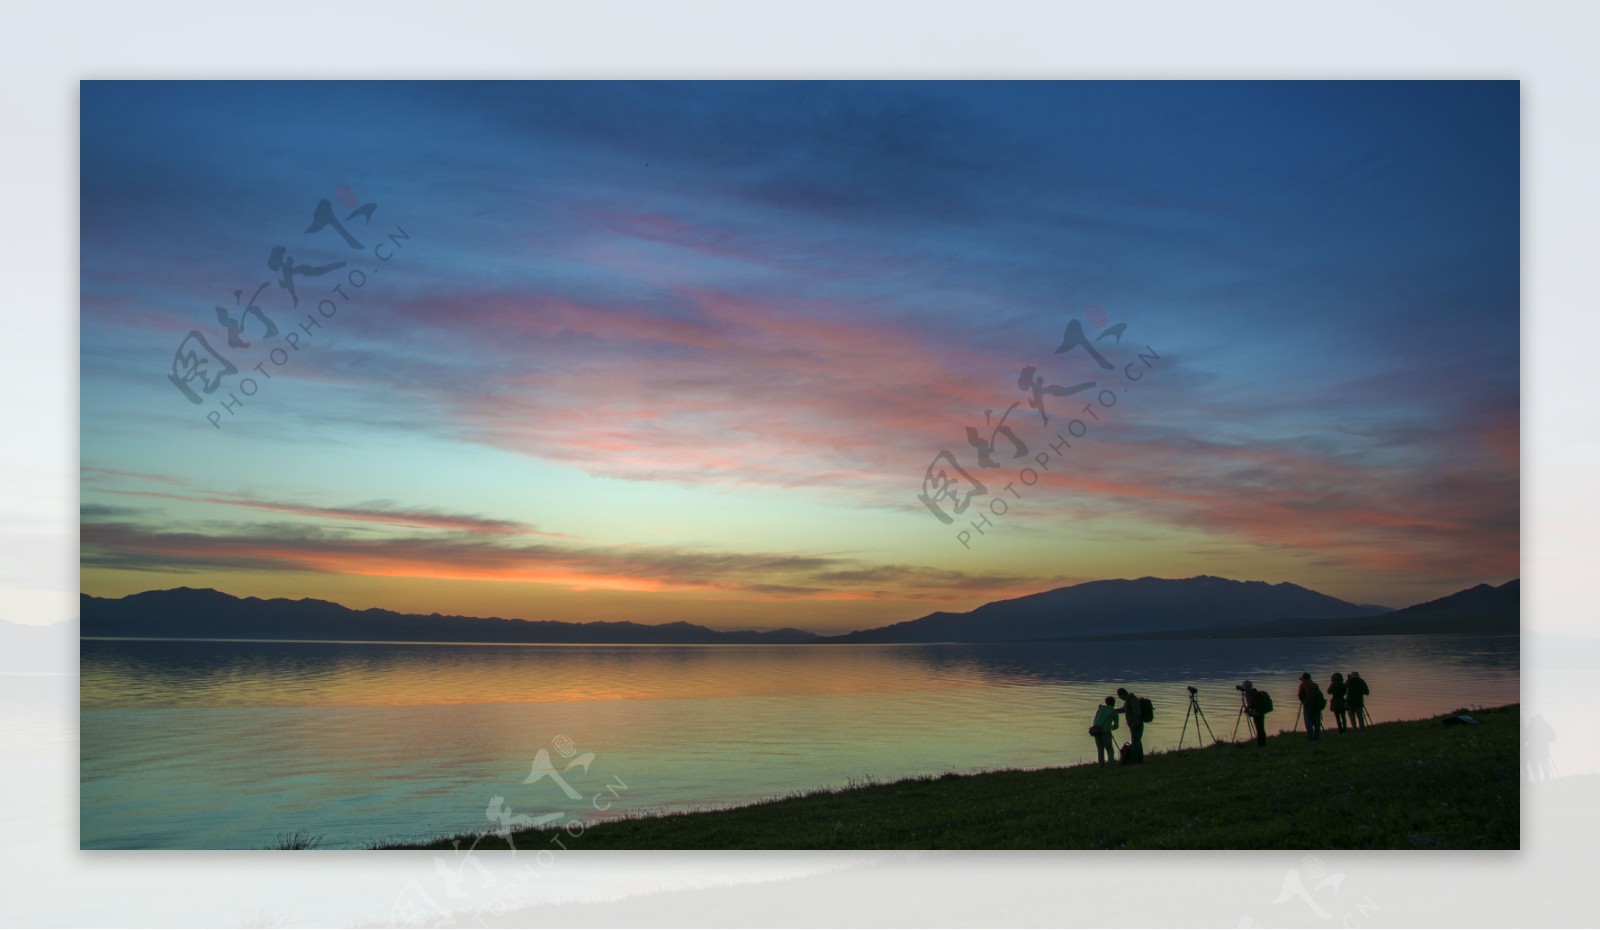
xmin=381 ymin=705 xmax=1518 ymax=850
xmin=267 ymin=828 xmax=326 ymax=850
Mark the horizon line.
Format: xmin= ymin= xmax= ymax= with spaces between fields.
xmin=75 ymin=574 xmax=1520 ymax=637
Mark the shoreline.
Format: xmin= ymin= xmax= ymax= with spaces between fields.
xmin=374 ymin=704 xmax=1520 ymax=851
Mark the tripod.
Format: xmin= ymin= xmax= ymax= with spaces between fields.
xmin=1231 ymin=695 xmax=1253 ymax=744
xmin=1179 ymin=689 xmax=1217 ymax=749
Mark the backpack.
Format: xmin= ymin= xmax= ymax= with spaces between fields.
xmin=1119 ymin=742 xmax=1133 ymax=765
xmin=1254 ymin=690 xmax=1274 ymax=714
xmin=1138 ymin=696 xmax=1154 ymax=723
xmin=1308 ymin=686 xmax=1326 ymax=712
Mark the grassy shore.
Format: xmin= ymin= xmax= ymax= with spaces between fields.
xmin=383 ymin=705 xmax=1518 ymax=850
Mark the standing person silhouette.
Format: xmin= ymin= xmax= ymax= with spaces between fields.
xmin=1240 ymin=679 xmax=1271 ymax=746
xmin=1347 ymin=671 xmax=1370 ymax=729
xmin=1091 ymin=696 xmax=1119 ymax=767
xmin=1116 ymin=687 xmax=1145 ymax=763
xmin=1328 ymin=672 xmax=1349 ymax=733
xmin=1296 ymin=673 xmax=1325 ymax=740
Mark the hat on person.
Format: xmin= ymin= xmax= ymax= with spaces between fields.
xmin=1242 ymin=679 xmax=1254 ymax=689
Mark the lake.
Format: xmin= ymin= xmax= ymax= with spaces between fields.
xmin=79 ymin=634 xmax=1519 ymax=849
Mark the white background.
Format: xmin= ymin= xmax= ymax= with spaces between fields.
xmin=2 ymin=1 xmax=1595 ymax=926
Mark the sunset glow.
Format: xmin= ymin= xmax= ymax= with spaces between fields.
xmin=79 ymin=81 xmax=1520 ymax=631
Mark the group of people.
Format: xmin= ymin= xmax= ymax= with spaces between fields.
xmin=1284 ymin=670 xmax=1371 ymax=741
xmin=1088 ymin=672 xmax=1372 ymax=764
xmin=1089 ymin=688 xmax=1149 ymax=765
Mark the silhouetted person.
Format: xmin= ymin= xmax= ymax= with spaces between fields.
xmin=1328 ymin=672 xmax=1349 ymax=733
xmin=1091 ymin=695 xmax=1119 ymax=767
xmin=1347 ymin=671 xmax=1370 ymax=729
xmin=1240 ymin=679 xmax=1270 ymax=746
xmin=1116 ymin=687 xmax=1145 ymax=763
xmin=1297 ymin=672 xmax=1325 ymax=740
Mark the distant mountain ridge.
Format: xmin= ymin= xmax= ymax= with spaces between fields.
xmin=1083 ymin=579 xmax=1520 ymax=641
xmin=830 ymin=575 xmax=1393 ymax=643
xmin=79 ymin=588 xmax=824 ymax=645
xmin=78 ymin=576 xmax=1517 ymax=646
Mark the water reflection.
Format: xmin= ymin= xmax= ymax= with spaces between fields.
xmin=80 ymin=635 xmax=1519 ymax=848
xmin=82 ymin=636 xmax=1518 ymax=711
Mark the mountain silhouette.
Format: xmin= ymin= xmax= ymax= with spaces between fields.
xmin=77 ymin=576 xmax=1516 ymax=645
xmin=1369 ymin=578 xmax=1517 ymax=625
xmin=1299 ymin=578 xmax=1518 ymax=637
xmin=79 ymin=588 xmax=824 ymax=645
xmin=1008 ymin=578 xmax=1519 ymax=642
xmin=828 ymin=575 xmax=1393 ymax=643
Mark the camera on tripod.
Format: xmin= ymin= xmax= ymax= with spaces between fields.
xmin=1178 ymin=684 xmax=1216 ymax=748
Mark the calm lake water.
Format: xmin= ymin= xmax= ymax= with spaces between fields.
xmin=80 ymin=635 xmax=1518 ymax=849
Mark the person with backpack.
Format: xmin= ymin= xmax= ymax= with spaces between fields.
xmin=1347 ymin=671 xmax=1370 ymax=728
xmin=1116 ymin=687 xmax=1147 ymax=763
xmin=1328 ymin=672 xmax=1349 ymax=733
xmin=1297 ymin=672 xmax=1326 ymax=740
xmin=1239 ymin=679 xmax=1272 ymax=746
xmin=1090 ymin=695 xmax=1119 ymax=767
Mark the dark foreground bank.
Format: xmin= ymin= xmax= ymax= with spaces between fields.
xmin=379 ymin=705 xmax=1518 ymax=850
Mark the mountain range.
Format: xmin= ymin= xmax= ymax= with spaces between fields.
xmin=1123 ymin=578 xmax=1521 ymax=640
xmin=78 ymin=575 xmax=1519 ymax=645
xmin=79 ymin=587 xmax=822 ymax=644
xmin=830 ymin=575 xmax=1393 ymax=643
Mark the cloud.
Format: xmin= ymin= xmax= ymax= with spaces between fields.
xmin=80 ymin=503 xmax=149 ymax=520
xmin=994 ymin=421 xmax=1518 ymax=581
xmin=80 ymin=518 xmax=1036 ymax=604
xmin=100 ymin=488 xmax=560 ymax=537
xmin=77 ymin=82 xmax=1521 ymax=610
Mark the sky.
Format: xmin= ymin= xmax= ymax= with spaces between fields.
xmin=78 ymin=81 xmax=1520 ymax=634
